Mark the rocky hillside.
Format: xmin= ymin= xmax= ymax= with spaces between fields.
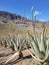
xmin=0 ymin=11 xmax=27 ymax=23
xmin=0 ymin=11 xmax=49 ymax=28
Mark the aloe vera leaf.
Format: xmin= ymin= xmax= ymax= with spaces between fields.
xmin=40 ymin=29 xmax=46 ymax=53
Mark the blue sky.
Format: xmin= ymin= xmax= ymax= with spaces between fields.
xmin=0 ymin=0 xmax=49 ymax=21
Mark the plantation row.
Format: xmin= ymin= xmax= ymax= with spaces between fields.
xmin=0 ymin=23 xmax=49 ymax=65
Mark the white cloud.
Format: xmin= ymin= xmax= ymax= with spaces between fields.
xmin=40 ymin=19 xmax=46 ymax=21
xmin=34 ymin=11 xmax=41 ymax=16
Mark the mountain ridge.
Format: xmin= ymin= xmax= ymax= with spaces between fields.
xmin=0 ymin=11 xmax=27 ymax=23
xmin=0 ymin=11 xmax=49 ymax=27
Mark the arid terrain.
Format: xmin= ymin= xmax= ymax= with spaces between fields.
xmin=0 ymin=46 xmax=40 ymax=65
xmin=0 ymin=11 xmax=49 ymax=65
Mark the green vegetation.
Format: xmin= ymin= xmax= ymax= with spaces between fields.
xmin=27 ymin=29 xmax=49 ymax=65
xmin=4 ymin=33 xmax=26 ymax=64
xmin=0 ymin=23 xmax=49 ymax=65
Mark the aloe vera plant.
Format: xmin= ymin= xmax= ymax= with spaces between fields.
xmin=0 ymin=37 xmax=9 ymax=48
xmin=5 ymin=34 xmax=25 ymax=64
xmin=27 ymin=29 xmax=49 ymax=65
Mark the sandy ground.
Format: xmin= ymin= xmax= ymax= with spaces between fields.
xmin=0 ymin=46 xmax=39 ymax=65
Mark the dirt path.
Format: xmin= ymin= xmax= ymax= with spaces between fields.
xmin=0 ymin=47 xmax=39 ymax=65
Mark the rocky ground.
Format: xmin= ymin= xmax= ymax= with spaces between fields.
xmin=0 ymin=46 xmax=40 ymax=65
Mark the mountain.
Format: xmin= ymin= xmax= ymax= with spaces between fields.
xmin=0 ymin=11 xmax=49 ymax=28
xmin=0 ymin=11 xmax=27 ymax=23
